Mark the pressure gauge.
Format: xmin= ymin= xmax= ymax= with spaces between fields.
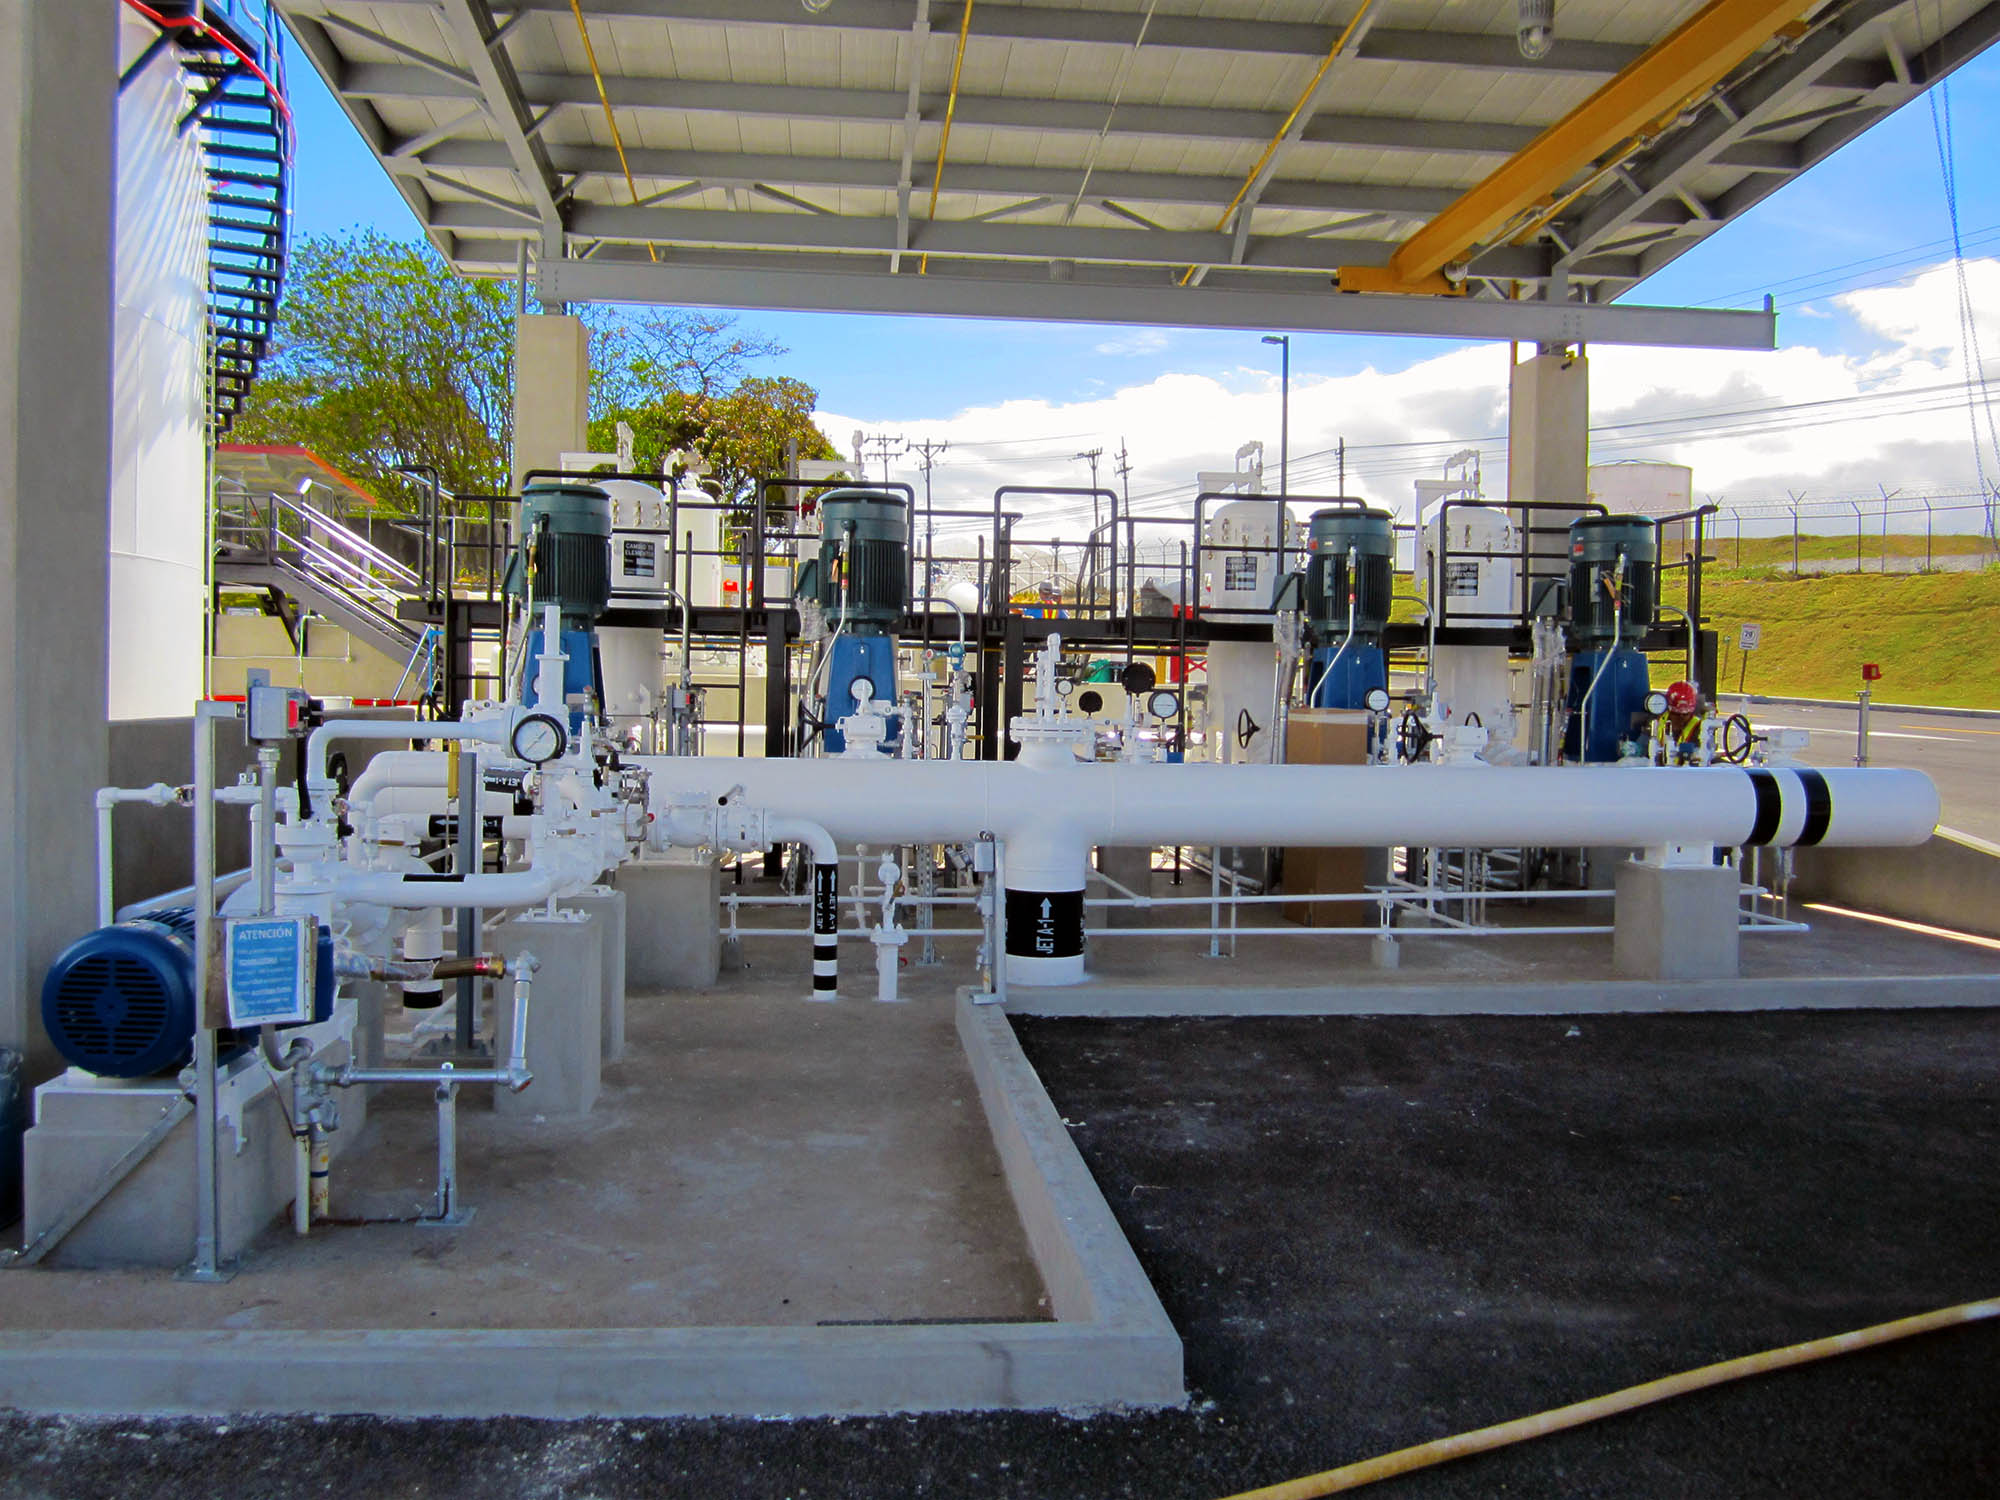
xmin=1644 ymin=690 xmax=1670 ymax=717
xmin=510 ymin=712 xmax=568 ymax=765
xmin=1147 ymin=689 xmax=1182 ymax=720
xmin=1365 ymin=687 xmax=1391 ymax=713
xmin=1056 ymin=677 xmax=1076 ymax=697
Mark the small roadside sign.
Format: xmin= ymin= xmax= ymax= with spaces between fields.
xmin=225 ymin=916 xmax=313 ymax=1027
xmin=1738 ymin=622 xmax=1762 ymax=651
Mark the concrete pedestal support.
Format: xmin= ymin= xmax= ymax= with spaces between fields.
xmin=619 ymin=857 xmax=722 ymax=991
xmin=560 ymin=885 xmax=628 ymax=1061
xmin=1614 ymin=860 xmax=1741 ymax=982
xmin=511 ymin=314 xmax=589 ymax=490
xmin=21 ymin=1031 xmax=360 ymax=1268
xmin=493 ymin=909 xmax=602 ymax=1118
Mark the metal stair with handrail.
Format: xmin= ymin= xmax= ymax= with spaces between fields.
xmin=122 ymin=0 xmax=293 ymax=435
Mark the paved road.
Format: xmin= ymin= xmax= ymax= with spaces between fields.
xmin=1723 ymin=697 xmax=2000 ymax=842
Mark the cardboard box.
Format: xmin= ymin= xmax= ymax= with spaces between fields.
xmin=1280 ymin=710 xmax=1375 ymax=928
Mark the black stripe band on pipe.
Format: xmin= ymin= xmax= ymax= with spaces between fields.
xmin=1795 ymin=768 xmax=1833 ymax=846
xmin=1745 ymin=769 xmax=1782 ymax=847
xmin=813 ymin=974 xmax=837 ymax=991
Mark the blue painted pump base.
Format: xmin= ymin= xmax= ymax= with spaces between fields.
xmin=821 ymin=634 xmax=901 ymax=754
xmin=1566 ymin=646 xmax=1652 ymax=763
xmin=522 ymin=627 xmax=603 ymax=731
xmin=1307 ymin=644 xmax=1388 ymax=711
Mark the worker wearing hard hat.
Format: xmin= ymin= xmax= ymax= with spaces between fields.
xmin=1663 ymin=680 xmax=1704 ymax=764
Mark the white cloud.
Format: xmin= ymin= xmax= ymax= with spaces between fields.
xmin=817 ymin=259 xmax=2000 ymax=547
xmin=1091 ymin=330 xmax=1170 ymax=357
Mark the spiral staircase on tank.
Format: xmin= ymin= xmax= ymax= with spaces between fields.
xmin=122 ymin=0 xmax=293 ymax=435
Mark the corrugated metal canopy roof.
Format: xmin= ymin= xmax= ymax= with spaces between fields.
xmin=279 ymin=0 xmax=2000 ymax=345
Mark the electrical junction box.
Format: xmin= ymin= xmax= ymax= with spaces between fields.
xmin=244 ymin=668 xmax=312 ymax=742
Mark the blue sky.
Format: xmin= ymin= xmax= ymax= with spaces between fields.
xmin=280 ymin=29 xmax=2000 ymax=520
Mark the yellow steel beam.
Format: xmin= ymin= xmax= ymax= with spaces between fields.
xmin=1342 ymin=0 xmax=1812 ymax=294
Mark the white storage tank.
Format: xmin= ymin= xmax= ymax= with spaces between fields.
xmin=1200 ymin=499 xmax=1292 ymax=764
xmin=1423 ymin=503 xmax=1524 ymax=759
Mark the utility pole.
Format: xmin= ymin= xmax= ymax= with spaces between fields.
xmin=1261 ymin=334 xmax=1289 ymax=496
xmin=909 ymin=437 xmax=949 ymax=572
xmin=1338 ymin=437 xmax=1346 ymax=496
xmin=861 ymin=432 xmax=905 ymax=487
xmin=1074 ymin=448 xmax=1105 ymax=599
xmin=1114 ymin=440 xmax=1132 ymax=612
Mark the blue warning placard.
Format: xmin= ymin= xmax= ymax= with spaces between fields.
xmin=225 ymin=916 xmax=312 ymax=1027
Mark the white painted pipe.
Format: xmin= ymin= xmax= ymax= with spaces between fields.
xmin=637 ymin=757 xmax=1938 ymax=984
xmin=305 ymin=718 xmax=509 ymax=818
xmin=329 ymin=867 xmax=562 ymax=910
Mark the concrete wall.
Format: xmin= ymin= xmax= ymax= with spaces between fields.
xmin=1792 ymin=829 xmax=2000 ymax=942
xmin=108 ymin=10 xmax=205 ymax=721
xmin=107 ymin=718 xmax=255 ymax=912
xmin=0 ymin=1 xmax=116 ymax=1080
xmin=210 ymin=614 xmax=410 ymax=702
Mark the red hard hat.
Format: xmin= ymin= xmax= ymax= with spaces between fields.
xmin=1665 ymin=680 xmax=1699 ymax=715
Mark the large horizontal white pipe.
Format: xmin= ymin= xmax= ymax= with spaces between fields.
xmin=634 ymin=755 xmax=1937 ymax=984
xmin=637 ymin=759 xmax=1937 ymax=858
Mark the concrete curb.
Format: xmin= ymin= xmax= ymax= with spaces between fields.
xmin=1004 ymin=972 xmax=1999 ymax=1019
xmin=0 ymin=996 xmax=1184 ymax=1419
xmin=1723 ymin=693 xmax=2000 ymax=720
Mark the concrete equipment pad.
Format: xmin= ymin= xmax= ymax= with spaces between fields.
xmin=0 ymin=972 xmax=1181 ymax=1416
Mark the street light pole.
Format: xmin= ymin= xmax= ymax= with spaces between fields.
xmin=1261 ymin=334 xmax=1289 ymax=496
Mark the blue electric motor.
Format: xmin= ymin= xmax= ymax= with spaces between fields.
xmin=41 ymin=908 xmax=331 ymax=1079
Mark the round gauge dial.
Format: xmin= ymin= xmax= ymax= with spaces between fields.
xmin=1055 ymin=677 xmax=1076 ymax=697
xmin=1147 ymin=689 xmax=1181 ymax=719
xmin=510 ymin=712 xmax=568 ymax=765
xmin=1364 ymin=687 xmax=1391 ymax=713
xmin=1644 ymin=690 xmax=1670 ymax=717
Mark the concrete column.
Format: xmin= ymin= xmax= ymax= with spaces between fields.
xmin=1613 ymin=859 xmax=1741 ymax=982
xmin=1507 ymin=345 xmax=1590 ymax=583
xmin=0 ymin=2 xmax=116 ymax=1078
xmin=493 ymin=908 xmax=602 ymax=1118
xmin=559 ymin=885 xmax=627 ymax=1061
xmin=511 ymin=313 xmax=589 ymax=490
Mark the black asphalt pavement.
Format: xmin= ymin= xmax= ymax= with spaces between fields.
xmin=4 ymin=1009 xmax=2000 ymax=1499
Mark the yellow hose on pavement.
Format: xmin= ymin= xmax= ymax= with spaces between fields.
xmin=1217 ymin=1296 xmax=2000 ymax=1500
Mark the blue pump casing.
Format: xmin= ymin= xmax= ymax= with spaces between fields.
xmin=41 ymin=908 xmax=332 ymax=1079
xmin=1565 ymin=646 xmax=1651 ymax=763
xmin=521 ymin=625 xmax=604 ymax=731
xmin=821 ymin=634 xmax=901 ymax=754
xmin=1306 ymin=643 xmax=1388 ymax=711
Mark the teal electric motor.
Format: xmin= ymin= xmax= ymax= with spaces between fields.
xmin=799 ymin=489 xmax=909 ymax=753
xmin=1303 ymin=506 xmax=1395 ymax=710
xmin=1564 ymin=514 xmax=1657 ymax=762
xmin=505 ymin=479 xmax=614 ymax=720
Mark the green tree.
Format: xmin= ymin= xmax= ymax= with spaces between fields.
xmin=233 ymin=230 xmax=515 ymax=505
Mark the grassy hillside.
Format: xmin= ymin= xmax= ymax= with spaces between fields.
xmin=1699 ymin=565 xmax=2000 ymax=707
xmin=1701 ymin=530 xmax=1993 ymax=572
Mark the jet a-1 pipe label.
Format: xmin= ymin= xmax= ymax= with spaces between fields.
xmin=1006 ymin=889 xmax=1084 ymax=958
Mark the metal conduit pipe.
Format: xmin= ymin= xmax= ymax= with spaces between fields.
xmin=636 ymin=756 xmax=1939 ymax=985
xmin=328 ymin=953 xmax=537 ymax=1093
